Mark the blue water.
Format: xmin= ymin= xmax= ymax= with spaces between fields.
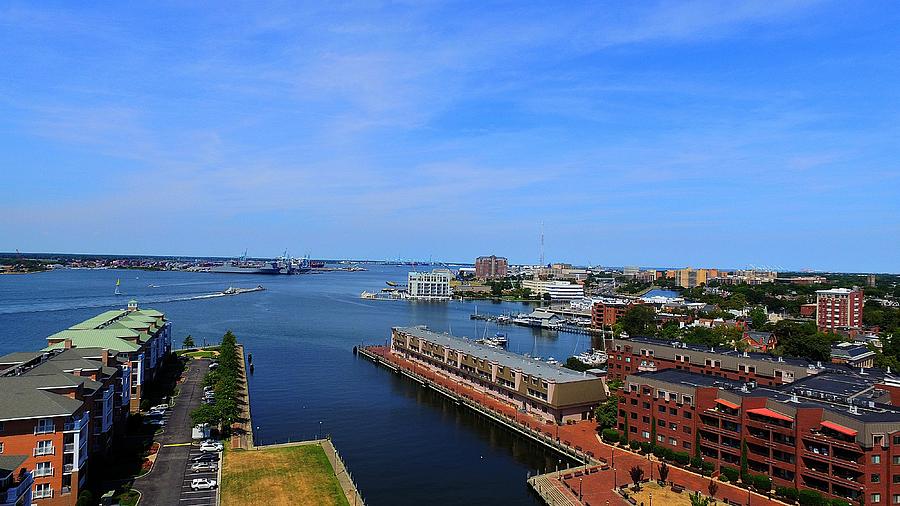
xmin=0 ymin=266 xmax=588 ymax=505
xmin=642 ymin=289 xmax=681 ymax=298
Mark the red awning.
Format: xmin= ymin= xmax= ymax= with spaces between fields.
xmin=821 ymin=420 xmax=858 ymax=437
xmin=747 ymin=408 xmax=793 ymax=423
xmin=715 ymin=398 xmax=740 ymax=410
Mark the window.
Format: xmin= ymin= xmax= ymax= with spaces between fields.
xmin=658 ymin=419 xmax=665 ymax=427
xmin=873 ymin=474 xmax=881 ymax=483
xmin=894 ymin=456 xmax=900 ymax=465
xmin=34 ymin=462 xmax=52 ymax=477
xmin=643 ymin=416 xmax=650 ymax=424
xmin=875 ymin=435 xmax=885 ymax=447
xmin=35 ymin=418 xmax=54 ymax=434
xmin=683 ymin=442 xmax=692 ymax=449
xmin=657 ymin=435 xmax=664 ymax=442
xmin=35 ymin=440 xmax=53 ymax=456
xmin=683 ymin=426 xmax=692 ymax=434
xmin=0 ymin=421 xmax=4 ymax=432
xmin=670 ymin=423 xmax=677 ymax=430
xmin=670 ymin=407 xmax=678 ymax=415
xmin=631 ymin=399 xmax=638 ymax=406
xmin=643 ymin=402 xmax=650 ymax=409
xmin=684 ymin=411 xmax=693 ymax=419
xmin=874 ymin=455 xmax=882 ymax=464
xmin=670 ymin=437 xmax=677 ymax=446
xmin=893 ymin=475 xmax=900 ymax=484
xmin=631 ymin=413 xmax=637 ymax=419
xmin=642 ymin=431 xmax=650 ymax=439
xmin=872 ymin=494 xmax=881 ymax=504
xmin=34 ymin=483 xmax=52 ymax=499
xmin=0 ymin=442 xmax=3 ymax=453
xmin=894 ymin=436 xmax=900 ymax=445
xmin=893 ymin=495 xmax=900 ymax=505
xmin=683 ymin=396 xmax=692 ymax=405
xmin=659 ymin=405 xmax=666 ymax=413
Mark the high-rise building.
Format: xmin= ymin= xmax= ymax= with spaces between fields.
xmin=407 ymin=269 xmax=452 ymax=300
xmin=474 ymin=256 xmax=508 ymax=280
xmin=674 ymin=268 xmax=712 ymax=288
xmin=816 ymin=288 xmax=864 ymax=332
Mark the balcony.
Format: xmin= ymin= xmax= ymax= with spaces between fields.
xmin=33 ymin=467 xmax=54 ymax=478
xmin=33 ymin=446 xmax=55 ymax=456
xmin=63 ymin=464 xmax=74 ymax=474
xmin=803 ymin=432 xmax=861 ymax=452
xmin=63 ymin=443 xmax=75 ymax=453
xmin=33 ymin=425 xmax=55 ymax=435
xmin=32 ymin=488 xmax=54 ymax=499
xmin=63 ymin=413 xmax=89 ymax=433
xmin=1 ymin=471 xmax=33 ymax=504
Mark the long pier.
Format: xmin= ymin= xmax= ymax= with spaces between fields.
xmin=356 ymin=346 xmax=596 ymax=465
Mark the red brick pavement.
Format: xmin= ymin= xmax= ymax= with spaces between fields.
xmin=367 ymin=346 xmax=785 ymax=506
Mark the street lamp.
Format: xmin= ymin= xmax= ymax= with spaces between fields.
xmin=650 ymin=492 xmax=653 ymax=506
xmin=319 ymin=421 xmax=323 ymax=440
xmin=579 ymin=477 xmax=583 ymax=500
xmin=614 ymin=467 xmax=617 ymax=488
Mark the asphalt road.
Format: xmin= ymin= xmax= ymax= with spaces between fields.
xmin=135 ymin=358 xmax=215 ymax=505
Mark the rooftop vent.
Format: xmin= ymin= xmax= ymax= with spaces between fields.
xmin=849 ymin=405 xmax=859 ymax=415
xmin=777 ymin=356 xmax=784 ymax=363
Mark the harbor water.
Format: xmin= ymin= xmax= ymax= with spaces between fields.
xmin=0 ymin=265 xmax=588 ymax=505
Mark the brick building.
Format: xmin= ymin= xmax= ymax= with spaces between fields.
xmin=474 ymin=255 xmax=508 ymax=280
xmin=816 ymin=289 xmax=864 ymax=333
xmin=591 ymin=299 xmax=633 ymax=327
xmin=618 ymin=368 xmax=900 ymax=505
xmin=605 ymin=336 xmax=821 ymax=387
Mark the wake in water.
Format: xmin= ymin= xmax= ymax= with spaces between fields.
xmin=0 ymin=291 xmax=237 ymax=315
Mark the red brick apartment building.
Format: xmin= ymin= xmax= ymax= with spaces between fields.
xmin=817 ymin=289 xmax=864 ymax=333
xmin=0 ymin=301 xmax=166 ymax=506
xmin=619 ymin=368 xmax=900 ymax=505
xmin=474 ymin=255 xmax=508 ymax=280
xmin=606 ymin=336 xmax=821 ymax=387
xmin=591 ymin=299 xmax=638 ymax=327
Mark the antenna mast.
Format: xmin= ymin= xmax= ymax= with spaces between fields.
xmin=539 ymin=221 xmax=545 ymax=266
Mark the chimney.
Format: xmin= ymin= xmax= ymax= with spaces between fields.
xmin=101 ymin=349 xmax=110 ymax=366
xmin=64 ymin=339 xmax=73 ymax=349
xmin=73 ymin=368 xmax=82 ymax=377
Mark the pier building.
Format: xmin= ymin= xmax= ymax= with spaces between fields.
xmin=407 ymin=269 xmax=452 ymax=300
xmin=390 ymin=326 xmax=607 ymax=423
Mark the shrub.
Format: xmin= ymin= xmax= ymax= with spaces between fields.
xmin=640 ymin=442 xmax=652 ymax=454
xmin=830 ymin=500 xmax=850 ymax=506
xmin=673 ymin=452 xmax=691 ymax=465
xmin=752 ymin=474 xmax=771 ymax=492
xmin=720 ymin=466 xmax=739 ymax=483
xmin=691 ymin=456 xmax=703 ymax=469
xmin=658 ymin=461 xmax=670 ymax=482
xmin=663 ymin=447 xmax=676 ymax=461
xmin=776 ymin=486 xmax=799 ymax=503
xmin=75 ymin=491 xmax=93 ymax=506
xmin=798 ymin=489 xmax=825 ymax=506
xmin=629 ymin=465 xmax=645 ymax=487
xmin=701 ymin=461 xmax=715 ymax=475
xmin=629 ymin=440 xmax=641 ymax=451
xmin=653 ymin=446 xmax=666 ymax=459
xmin=602 ymin=429 xmax=620 ymax=444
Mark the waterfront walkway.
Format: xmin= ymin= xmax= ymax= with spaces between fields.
xmin=230 ymin=344 xmax=253 ymax=450
xmin=362 ymin=345 xmax=785 ymax=506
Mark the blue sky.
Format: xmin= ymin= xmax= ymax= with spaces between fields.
xmin=1 ymin=1 xmax=898 ymax=272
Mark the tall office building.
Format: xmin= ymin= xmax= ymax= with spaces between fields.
xmin=474 ymin=256 xmax=508 ymax=280
xmin=816 ymin=288 xmax=864 ymax=332
xmin=407 ymin=269 xmax=452 ymax=300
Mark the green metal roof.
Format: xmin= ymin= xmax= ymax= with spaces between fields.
xmin=45 ymin=330 xmax=141 ymax=353
xmin=69 ymin=310 xmax=128 ymax=330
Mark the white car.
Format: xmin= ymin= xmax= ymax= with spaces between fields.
xmin=199 ymin=442 xmax=223 ymax=452
xmin=190 ymin=478 xmax=217 ymax=490
xmin=190 ymin=462 xmax=217 ymax=473
xmin=151 ymin=404 xmax=169 ymax=412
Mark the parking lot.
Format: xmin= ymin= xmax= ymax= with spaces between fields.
xmin=135 ymin=358 xmax=222 ymax=506
xmin=179 ymin=443 xmax=221 ymax=505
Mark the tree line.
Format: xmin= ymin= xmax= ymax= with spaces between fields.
xmin=190 ymin=330 xmax=242 ymax=433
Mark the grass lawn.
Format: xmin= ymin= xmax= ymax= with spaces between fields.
xmin=179 ymin=350 xmax=218 ymax=359
xmin=629 ymin=482 xmax=695 ymax=506
xmin=222 ymin=445 xmax=349 ymax=506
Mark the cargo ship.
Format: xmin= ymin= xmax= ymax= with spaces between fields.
xmin=210 ymin=260 xmax=282 ymax=275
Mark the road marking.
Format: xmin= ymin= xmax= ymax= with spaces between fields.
xmin=166 ymin=442 xmax=193 ymax=447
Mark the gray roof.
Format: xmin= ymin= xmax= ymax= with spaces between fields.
xmin=0 ymin=351 xmax=44 ymax=367
xmin=0 ymin=376 xmax=84 ymax=421
xmin=395 ymin=326 xmax=595 ymax=384
xmin=0 ymin=455 xmax=28 ymax=479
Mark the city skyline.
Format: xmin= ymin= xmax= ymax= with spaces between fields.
xmin=2 ymin=2 xmax=899 ymax=272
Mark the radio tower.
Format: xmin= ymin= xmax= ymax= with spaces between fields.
xmin=539 ymin=221 xmax=545 ymax=266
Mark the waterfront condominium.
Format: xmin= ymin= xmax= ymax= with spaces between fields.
xmin=42 ymin=300 xmax=170 ymax=412
xmin=816 ymin=288 xmax=864 ymax=333
xmin=474 ymin=255 xmax=508 ymax=280
xmin=407 ymin=269 xmax=453 ymax=300
xmin=391 ymin=326 xmax=607 ymax=423
xmin=521 ymin=279 xmax=584 ymax=300
xmin=618 ymin=368 xmax=900 ymax=506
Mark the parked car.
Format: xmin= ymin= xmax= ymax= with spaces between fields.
xmin=190 ymin=478 xmax=217 ymax=490
xmin=151 ymin=404 xmax=169 ymax=412
xmin=191 ymin=453 xmax=219 ymax=463
xmin=199 ymin=442 xmax=224 ymax=453
xmin=203 ymin=386 xmax=214 ymax=393
xmin=209 ymin=363 xmax=218 ymax=369
xmin=190 ymin=462 xmax=217 ymax=473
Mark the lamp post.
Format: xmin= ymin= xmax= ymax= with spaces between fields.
xmin=579 ymin=477 xmax=583 ymax=500
xmin=650 ymin=492 xmax=653 ymax=506
xmin=319 ymin=421 xmax=323 ymax=440
xmin=614 ymin=467 xmax=617 ymax=488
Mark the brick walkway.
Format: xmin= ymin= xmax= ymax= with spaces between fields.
xmin=367 ymin=346 xmax=785 ymax=506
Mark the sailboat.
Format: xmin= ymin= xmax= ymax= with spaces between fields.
xmin=114 ymin=278 xmax=121 ymax=296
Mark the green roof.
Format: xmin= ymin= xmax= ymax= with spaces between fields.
xmin=135 ymin=308 xmax=164 ymax=317
xmin=45 ymin=330 xmax=141 ymax=353
xmin=69 ymin=310 xmax=128 ymax=330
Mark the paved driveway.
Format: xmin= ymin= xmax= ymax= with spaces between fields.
xmin=135 ymin=358 xmax=215 ymax=505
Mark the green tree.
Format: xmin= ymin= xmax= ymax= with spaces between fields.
xmin=620 ymin=305 xmax=657 ymax=336
xmin=594 ymin=395 xmax=619 ymax=430
xmin=749 ymin=306 xmax=768 ymax=330
xmin=629 ymin=465 xmax=645 ymax=488
xmin=182 ymin=334 xmax=195 ymax=348
xmin=690 ymin=491 xmax=712 ymax=506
